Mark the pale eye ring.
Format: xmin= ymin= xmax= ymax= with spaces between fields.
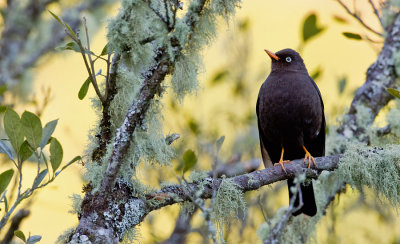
xmin=285 ymin=57 xmax=292 ymax=63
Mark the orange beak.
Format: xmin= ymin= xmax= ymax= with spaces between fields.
xmin=264 ymin=49 xmax=279 ymax=61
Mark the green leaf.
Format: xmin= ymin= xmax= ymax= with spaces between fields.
xmin=387 ymin=88 xmax=400 ymax=99
xmin=27 ymin=235 xmax=42 ymax=244
xmin=21 ymin=111 xmax=42 ymax=149
xmin=0 ymin=85 xmax=7 ymax=95
xmin=19 ymin=141 xmax=33 ymax=163
xmin=210 ymin=70 xmax=229 ymax=85
xmin=64 ymin=22 xmax=77 ymax=39
xmin=302 ymin=13 xmax=325 ymax=42
xmin=216 ymin=136 xmax=225 ymax=153
xmin=238 ymin=18 xmax=250 ymax=31
xmin=59 ymin=156 xmax=81 ymax=173
xmin=338 ymin=77 xmax=347 ymax=95
xmin=100 ymin=43 xmax=108 ymax=56
xmin=48 ymin=10 xmax=76 ymax=39
xmin=40 ymin=119 xmax=58 ymax=149
xmin=4 ymin=109 xmax=24 ymax=154
xmin=333 ymin=15 xmax=348 ymax=24
xmin=311 ymin=67 xmax=322 ymax=80
xmin=0 ymin=139 xmax=13 ymax=160
xmin=182 ymin=149 xmax=197 ymax=173
xmin=0 ymin=169 xmax=14 ymax=195
xmin=188 ymin=119 xmax=199 ymax=135
xmin=14 ymin=230 xmax=26 ymax=242
xmin=32 ymin=169 xmax=48 ymax=189
xmin=50 ymin=138 xmax=63 ymax=172
xmin=48 ymin=10 xmax=63 ymax=25
xmin=0 ymin=105 xmax=7 ymax=113
xmin=342 ymin=32 xmax=362 ymax=40
xmin=78 ymin=78 xmax=91 ymax=100
xmin=57 ymin=42 xmax=81 ymax=53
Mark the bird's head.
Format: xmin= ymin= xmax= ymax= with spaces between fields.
xmin=264 ymin=48 xmax=307 ymax=73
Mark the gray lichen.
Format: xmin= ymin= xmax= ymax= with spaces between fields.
xmin=211 ymin=177 xmax=246 ymax=239
xmin=338 ymin=143 xmax=400 ymax=207
xmin=68 ymin=193 xmax=83 ymax=215
xmin=104 ymin=198 xmax=146 ymax=241
xmin=257 ymin=171 xmax=344 ymax=243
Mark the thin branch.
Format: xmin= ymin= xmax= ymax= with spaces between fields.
xmin=265 ymin=183 xmax=303 ymax=244
xmin=0 ymin=0 xmax=117 ymax=86
xmin=105 ymin=53 xmax=111 ymax=100
xmin=164 ymin=156 xmax=259 ymax=243
xmin=148 ymin=1 xmax=168 ymax=25
xmin=82 ymin=17 xmax=104 ymax=103
xmin=336 ymin=0 xmax=383 ymax=36
xmin=91 ymin=54 xmax=120 ymax=162
xmin=164 ymin=208 xmax=197 ymax=244
xmin=98 ymin=47 xmax=171 ymax=194
xmin=180 ymin=176 xmax=217 ymax=243
xmin=0 ymin=209 xmax=30 ymax=244
xmin=368 ymin=0 xmax=383 ymax=27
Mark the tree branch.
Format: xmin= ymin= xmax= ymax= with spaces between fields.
xmin=73 ymin=1 xmax=210 ymax=242
xmin=0 ymin=209 xmax=30 ymax=244
xmin=0 ymin=0 xmax=116 ymax=87
xmin=336 ymin=0 xmax=383 ymax=36
xmin=99 ymin=48 xmax=171 ymax=194
xmin=147 ymin=155 xmax=340 ymax=212
xmin=336 ymin=12 xmax=400 ymax=144
xmin=265 ymin=183 xmax=303 ymax=244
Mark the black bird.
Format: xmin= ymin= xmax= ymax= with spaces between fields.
xmin=256 ymin=48 xmax=325 ymax=216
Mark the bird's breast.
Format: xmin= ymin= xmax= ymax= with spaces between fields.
xmin=258 ymin=72 xmax=322 ymax=141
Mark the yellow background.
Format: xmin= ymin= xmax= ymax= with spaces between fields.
xmin=5 ymin=0 xmax=396 ymax=243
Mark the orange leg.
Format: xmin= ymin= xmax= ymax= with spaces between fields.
xmin=273 ymin=147 xmax=291 ymax=173
xmin=302 ymin=145 xmax=317 ymax=168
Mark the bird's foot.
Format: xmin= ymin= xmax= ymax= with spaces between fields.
xmin=302 ymin=146 xmax=317 ymax=168
xmin=274 ymin=160 xmax=291 ymax=173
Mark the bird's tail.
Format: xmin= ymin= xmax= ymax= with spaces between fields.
xmin=287 ymin=178 xmax=317 ymax=216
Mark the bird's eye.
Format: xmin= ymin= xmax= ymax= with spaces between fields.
xmin=285 ymin=57 xmax=292 ymax=63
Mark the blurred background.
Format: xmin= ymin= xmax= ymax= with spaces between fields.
xmin=2 ymin=0 xmax=399 ymax=243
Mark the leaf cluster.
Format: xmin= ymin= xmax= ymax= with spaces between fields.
xmin=0 ymin=108 xmax=81 ymax=235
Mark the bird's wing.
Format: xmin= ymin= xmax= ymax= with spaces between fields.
xmin=308 ymin=76 xmax=324 ymax=110
xmin=256 ymin=97 xmax=273 ymax=168
xmin=308 ymin=76 xmax=326 ymax=156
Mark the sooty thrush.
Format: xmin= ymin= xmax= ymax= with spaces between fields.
xmin=256 ymin=48 xmax=325 ymax=216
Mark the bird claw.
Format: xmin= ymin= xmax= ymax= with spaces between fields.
xmin=303 ymin=153 xmax=316 ymax=168
xmin=274 ymin=160 xmax=291 ymax=174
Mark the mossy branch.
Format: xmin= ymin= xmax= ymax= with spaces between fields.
xmin=337 ymin=13 xmax=400 ymax=143
xmin=147 ymin=155 xmax=341 ymax=211
xmin=99 ymin=48 xmax=172 ymax=194
xmin=97 ymin=0 xmax=209 ymax=196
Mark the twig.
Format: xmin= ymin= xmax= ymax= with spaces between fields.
xmin=265 ymin=183 xmax=303 ymax=244
xmin=336 ymin=0 xmax=383 ymax=36
xmin=0 ymin=0 xmax=117 ymax=86
xmin=91 ymin=54 xmax=120 ymax=162
xmin=163 ymin=156 xmax=259 ymax=243
xmin=368 ymin=0 xmax=383 ymax=27
xmin=148 ymin=1 xmax=168 ymax=25
xmin=164 ymin=208 xmax=197 ymax=244
xmin=82 ymin=17 xmax=103 ymax=103
xmin=180 ymin=176 xmax=217 ymax=243
xmin=105 ymin=53 xmax=111 ymax=99
xmin=208 ymin=158 xmax=260 ymax=178
xmin=0 ymin=209 xmax=30 ymax=244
